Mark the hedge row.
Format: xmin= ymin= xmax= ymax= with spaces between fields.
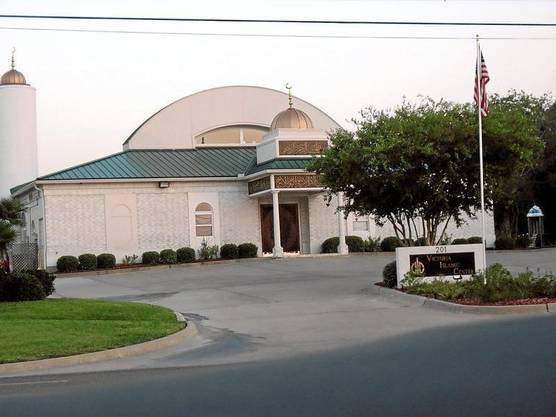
xmin=321 ymin=235 xmax=486 ymax=254
xmin=56 ymin=242 xmax=259 ymax=272
xmin=57 ymin=253 xmax=116 ymax=273
xmin=142 ymin=243 xmax=258 ymax=265
xmin=495 ymin=235 xmax=532 ymax=250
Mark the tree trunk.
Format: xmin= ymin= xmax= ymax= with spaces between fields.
xmin=494 ymin=203 xmax=513 ymax=237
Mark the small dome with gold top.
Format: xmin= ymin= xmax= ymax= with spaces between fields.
xmin=270 ymin=84 xmax=313 ymax=129
xmin=1 ymin=48 xmax=27 ymax=85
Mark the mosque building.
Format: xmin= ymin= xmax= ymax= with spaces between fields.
xmin=1 ymin=53 xmax=495 ymax=269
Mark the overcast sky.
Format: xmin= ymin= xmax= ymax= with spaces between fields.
xmin=1 ymin=0 xmax=555 ymax=175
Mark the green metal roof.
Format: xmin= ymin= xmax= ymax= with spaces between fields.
xmin=39 ymin=147 xmax=258 ymax=180
xmin=245 ymin=158 xmax=312 ymax=175
xmin=30 ymin=147 xmax=311 ymax=184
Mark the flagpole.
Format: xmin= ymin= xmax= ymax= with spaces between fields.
xmin=476 ymin=34 xmax=488 ymax=283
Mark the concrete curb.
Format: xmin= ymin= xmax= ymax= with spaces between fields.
xmin=369 ymin=284 xmax=555 ymax=315
xmin=0 ymin=320 xmax=197 ymax=375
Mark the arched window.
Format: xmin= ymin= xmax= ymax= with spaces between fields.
xmin=194 ymin=125 xmax=269 ymax=145
xmin=195 ymin=203 xmax=213 ymax=237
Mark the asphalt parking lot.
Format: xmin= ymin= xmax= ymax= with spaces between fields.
xmin=49 ymin=249 xmax=556 ymax=373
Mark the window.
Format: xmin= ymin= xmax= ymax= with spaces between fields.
xmin=195 ymin=202 xmax=213 ymax=237
xmin=353 ymin=220 xmax=369 ymax=232
xmin=194 ymin=125 xmax=269 ymax=145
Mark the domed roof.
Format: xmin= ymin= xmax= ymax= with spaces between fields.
xmin=527 ymin=205 xmax=544 ymax=218
xmin=1 ymin=49 xmax=27 ymax=85
xmin=271 ymin=107 xmax=314 ymax=129
xmin=1 ymin=68 xmax=26 ymax=85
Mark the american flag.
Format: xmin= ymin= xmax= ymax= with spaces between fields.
xmin=474 ymin=52 xmax=490 ymax=117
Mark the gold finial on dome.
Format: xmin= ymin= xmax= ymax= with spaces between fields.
xmin=285 ymin=82 xmax=293 ymax=108
xmin=1 ymin=48 xmax=27 ymax=85
xmin=270 ymin=84 xmax=314 ymax=129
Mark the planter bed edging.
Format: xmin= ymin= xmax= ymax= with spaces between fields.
xmin=370 ymin=284 xmax=555 ymax=315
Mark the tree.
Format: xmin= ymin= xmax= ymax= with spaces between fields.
xmin=0 ymin=198 xmax=23 ymax=270
xmin=483 ymin=91 xmax=551 ymax=237
xmin=530 ymin=101 xmax=556 ymax=238
xmin=309 ymin=93 xmax=549 ymax=244
xmin=309 ymin=98 xmax=480 ymax=245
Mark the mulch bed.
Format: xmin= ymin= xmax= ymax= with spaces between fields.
xmin=452 ymin=297 xmax=556 ymax=306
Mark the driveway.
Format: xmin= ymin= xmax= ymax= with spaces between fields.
xmin=49 ymin=249 xmax=556 ymax=374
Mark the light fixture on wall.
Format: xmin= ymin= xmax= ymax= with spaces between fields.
xmin=159 ymin=181 xmax=170 ymax=188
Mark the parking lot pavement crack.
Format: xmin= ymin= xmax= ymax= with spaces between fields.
xmin=220 ymin=289 xmax=279 ymax=304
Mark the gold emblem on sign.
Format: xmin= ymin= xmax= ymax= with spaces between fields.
xmin=410 ymin=257 xmax=425 ymax=275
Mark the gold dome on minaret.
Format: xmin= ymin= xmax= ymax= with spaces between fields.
xmin=270 ymin=84 xmax=313 ymax=129
xmin=1 ymin=48 xmax=27 ymax=85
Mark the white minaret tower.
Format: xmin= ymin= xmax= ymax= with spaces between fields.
xmin=0 ymin=48 xmax=38 ymax=198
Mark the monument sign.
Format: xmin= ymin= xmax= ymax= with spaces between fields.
xmin=395 ymin=244 xmax=485 ymax=288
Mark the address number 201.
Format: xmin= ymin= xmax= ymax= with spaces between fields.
xmin=435 ymin=246 xmax=447 ymax=253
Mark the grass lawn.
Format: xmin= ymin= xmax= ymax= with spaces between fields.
xmin=0 ymin=298 xmax=185 ymax=364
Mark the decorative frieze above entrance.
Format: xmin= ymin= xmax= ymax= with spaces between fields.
xmin=279 ymin=140 xmax=328 ymax=156
xmin=274 ymin=174 xmax=321 ymax=189
xmin=248 ymin=176 xmax=271 ymax=195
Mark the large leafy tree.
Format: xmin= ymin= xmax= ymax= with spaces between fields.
xmin=483 ymin=91 xmax=551 ymax=237
xmin=530 ymin=101 xmax=556 ymax=238
xmin=309 ymin=98 xmax=479 ymax=245
xmin=310 ymin=93 xmax=548 ymax=244
xmin=0 ymin=198 xmax=23 ymax=269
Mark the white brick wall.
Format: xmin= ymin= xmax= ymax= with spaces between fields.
xmin=45 ymin=194 xmax=106 ymax=263
xmin=42 ymin=181 xmax=270 ymax=266
xmin=308 ymin=193 xmax=340 ymax=254
xmin=219 ymin=190 xmax=261 ymax=247
xmin=137 ymin=192 xmax=189 ymax=251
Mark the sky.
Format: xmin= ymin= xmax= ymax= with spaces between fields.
xmin=1 ymin=0 xmax=556 ymax=175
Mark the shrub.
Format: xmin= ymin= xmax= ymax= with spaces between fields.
xmin=238 ymin=243 xmax=258 ymax=258
xmin=452 ymin=238 xmax=469 ymax=245
xmin=142 ymin=251 xmax=160 ymax=265
xmin=495 ymin=236 xmax=516 ymax=250
xmin=177 ymin=247 xmax=196 ymax=263
xmin=220 ymin=244 xmax=239 ymax=259
xmin=321 ymin=236 xmax=365 ymax=253
xmin=198 ymin=240 xmax=219 ymax=261
xmin=402 ymin=238 xmax=415 ymax=247
xmin=23 ymin=269 xmax=56 ymax=297
xmin=401 ymin=263 xmax=556 ymax=303
xmin=515 ymin=234 xmax=532 ymax=249
xmin=0 ymin=271 xmax=45 ymax=302
xmin=415 ymin=237 xmax=429 ymax=246
xmin=321 ymin=237 xmax=339 ymax=253
xmin=380 ymin=236 xmax=402 ymax=252
xmin=467 ymin=236 xmax=483 ymax=244
xmin=382 ymin=261 xmax=397 ymax=288
xmin=346 ymin=236 xmax=365 ymax=252
xmin=364 ymin=237 xmax=381 ymax=252
xmin=122 ymin=254 xmax=139 ymax=265
xmin=159 ymin=249 xmax=177 ymax=264
xmin=56 ymin=255 xmax=79 ymax=273
xmin=97 ymin=253 xmax=116 ymax=269
xmin=78 ymin=253 xmax=97 ymax=270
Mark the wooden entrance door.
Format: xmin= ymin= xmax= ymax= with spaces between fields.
xmin=260 ymin=204 xmax=300 ymax=253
